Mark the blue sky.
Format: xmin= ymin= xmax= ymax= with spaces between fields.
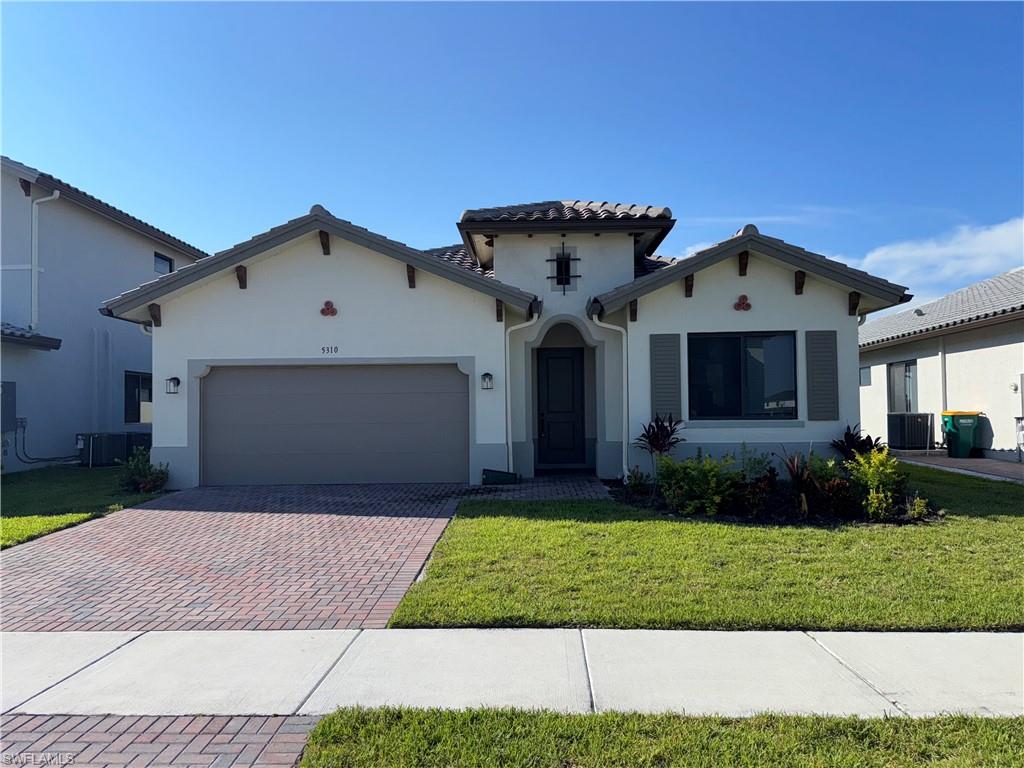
xmin=3 ymin=2 xmax=1022 ymax=307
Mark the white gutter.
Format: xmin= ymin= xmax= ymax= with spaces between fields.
xmin=504 ymin=309 xmax=539 ymax=472
xmin=30 ymin=189 xmax=61 ymax=329
xmin=590 ymin=312 xmax=629 ymax=477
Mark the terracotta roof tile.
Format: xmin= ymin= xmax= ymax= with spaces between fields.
xmin=461 ymin=200 xmax=672 ymax=223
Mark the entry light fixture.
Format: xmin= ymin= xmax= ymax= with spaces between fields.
xmin=165 ymin=376 xmax=181 ymax=395
xmin=481 ymin=372 xmax=494 ymax=390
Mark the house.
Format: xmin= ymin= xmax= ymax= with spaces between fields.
xmin=101 ymin=201 xmax=909 ymax=487
xmin=859 ymin=268 xmax=1024 ymax=459
xmin=1 ymin=157 xmax=207 ymax=472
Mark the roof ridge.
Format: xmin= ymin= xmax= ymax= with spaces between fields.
xmin=1 ymin=155 xmax=209 ymax=261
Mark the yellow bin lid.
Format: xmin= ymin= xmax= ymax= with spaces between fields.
xmin=942 ymin=410 xmax=982 ymax=416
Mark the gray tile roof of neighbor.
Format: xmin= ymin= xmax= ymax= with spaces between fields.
xmin=1 ymin=322 xmax=62 ymax=350
xmin=589 ymin=224 xmax=910 ymax=317
xmin=1 ymin=156 xmax=209 ymax=262
xmin=859 ymin=268 xmax=1024 ymax=348
xmin=461 ymin=200 xmax=673 ymax=223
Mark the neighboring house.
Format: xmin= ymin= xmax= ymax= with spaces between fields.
xmin=859 ymin=268 xmax=1024 ymax=459
xmin=1 ymin=157 xmax=207 ymax=472
xmin=102 ymin=201 xmax=908 ymax=488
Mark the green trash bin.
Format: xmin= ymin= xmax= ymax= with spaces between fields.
xmin=942 ymin=411 xmax=981 ymax=458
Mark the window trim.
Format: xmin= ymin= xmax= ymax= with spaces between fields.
xmin=154 ymin=252 xmax=175 ymax=274
xmin=687 ymin=330 xmax=798 ymax=421
xmin=124 ymin=370 xmax=153 ymax=424
xmin=547 ymin=245 xmax=579 ymax=293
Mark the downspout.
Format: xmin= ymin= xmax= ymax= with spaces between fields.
xmin=30 ymin=189 xmax=61 ymax=329
xmin=589 ymin=310 xmax=629 ymax=477
xmin=505 ymin=305 xmax=540 ymax=472
xmin=938 ymin=335 xmax=948 ymax=411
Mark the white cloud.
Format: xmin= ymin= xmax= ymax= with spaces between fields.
xmin=684 ymin=205 xmax=857 ymax=228
xmin=857 ymin=218 xmax=1024 ymax=293
xmin=680 ymin=241 xmax=715 ymax=258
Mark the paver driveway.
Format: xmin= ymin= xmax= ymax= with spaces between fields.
xmin=0 ymin=485 xmax=459 ymax=632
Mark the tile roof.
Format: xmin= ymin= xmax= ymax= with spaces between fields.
xmin=461 ymin=200 xmax=672 ymax=223
xmin=859 ymin=268 xmax=1024 ymax=347
xmin=635 ymin=254 xmax=676 ymax=278
xmin=420 ymin=244 xmax=493 ymax=277
xmin=1 ymin=322 xmax=62 ymax=350
xmin=1 ymin=156 xmax=209 ymax=261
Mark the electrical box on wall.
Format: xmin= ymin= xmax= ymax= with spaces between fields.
xmin=1 ymin=382 xmax=16 ymax=434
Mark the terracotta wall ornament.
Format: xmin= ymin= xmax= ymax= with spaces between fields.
xmin=320 ymin=300 xmax=338 ymax=317
xmin=734 ymin=294 xmax=752 ymax=311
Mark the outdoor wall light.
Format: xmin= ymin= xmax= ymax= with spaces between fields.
xmin=165 ymin=376 xmax=181 ymax=395
xmin=481 ymin=372 xmax=494 ymax=390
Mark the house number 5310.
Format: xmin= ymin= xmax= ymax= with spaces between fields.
xmin=321 ymin=345 xmax=339 ymax=355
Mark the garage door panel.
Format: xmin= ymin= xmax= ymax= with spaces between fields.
xmin=203 ymin=392 xmax=469 ymax=428
xmin=202 ymin=451 xmax=464 ymax=485
xmin=201 ymin=365 xmax=469 ymax=485
xmin=204 ymin=419 xmax=470 ymax=455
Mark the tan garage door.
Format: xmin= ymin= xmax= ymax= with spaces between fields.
xmin=201 ymin=364 xmax=469 ymax=485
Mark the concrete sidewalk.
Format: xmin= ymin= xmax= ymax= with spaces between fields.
xmin=3 ymin=629 xmax=1021 ymax=718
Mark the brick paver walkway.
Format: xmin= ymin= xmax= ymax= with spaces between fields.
xmin=0 ymin=714 xmax=316 ymax=768
xmin=0 ymin=477 xmax=609 ymax=633
xmin=1 ymin=484 xmax=458 ymax=632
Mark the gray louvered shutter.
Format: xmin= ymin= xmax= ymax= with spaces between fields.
xmin=806 ymin=330 xmax=839 ymax=421
xmin=650 ymin=334 xmax=681 ymax=420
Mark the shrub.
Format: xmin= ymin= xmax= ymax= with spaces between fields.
xmin=907 ymin=494 xmax=930 ymax=521
xmin=780 ymin=451 xmax=813 ymax=518
xmin=624 ymin=465 xmax=652 ymax=496
xmin=831 ymin=424 xmax=883 ymax=460
xmin=658 ymin=454 xmax=738 ymax=516
xmin=633 ymin=415 xmax=684 ymax=480
xmin=845 ymin=446 xmax=906 ymax=521
xmin=119 ymin=447 xmax=169 ymax=493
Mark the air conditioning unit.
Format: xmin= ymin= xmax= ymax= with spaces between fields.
xmin=887 ymin=413 xmax=933 ymax=450
xmin=76 ymin=432 xmax=153 ymax=467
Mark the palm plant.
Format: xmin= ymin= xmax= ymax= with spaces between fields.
xmin=633 ymin=414 xmax=684 ymax=481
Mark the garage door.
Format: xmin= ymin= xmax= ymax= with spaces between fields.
xmin=201 ymin=364 xmax=469 ymax=485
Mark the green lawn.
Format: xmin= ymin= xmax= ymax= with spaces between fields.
xmin=302 ymin=708 xmax=1024 ymax=768
xmin=1 ymin=466 xmax=157 ymax=548
xmin=390 ymin=464 xmax=1024 ymax=631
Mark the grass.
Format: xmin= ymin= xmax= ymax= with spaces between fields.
xmin=1 ymin=466 xmax=157 ymax=548
xmin=390 ymin=464 xmax=1024 ymax=631
xmin=302 ymin=708 xmax=1024 ymax=768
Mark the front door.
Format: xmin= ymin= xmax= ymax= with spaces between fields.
xmin=537 ymin=348 xmax=585 ymax=466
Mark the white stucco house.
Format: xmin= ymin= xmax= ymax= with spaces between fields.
xmin=1 ymin=157 xmax=207 ymax=472
xmin=859 ymin=268 xmax=1024 ymax=460
xmin=101 ymin=201 xmax=909 ymax=488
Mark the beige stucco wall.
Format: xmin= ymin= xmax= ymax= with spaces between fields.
xmin=149 ymin=231 xmax=508 ymax=487
xmin=626 ymin=253 xmax=862 ymax=466
xmin=859 ymin=318 xmax=1024 ymax=455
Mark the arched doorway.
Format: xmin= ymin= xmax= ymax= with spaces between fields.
xmin=534 ymin=322 xmax=596 ymax=471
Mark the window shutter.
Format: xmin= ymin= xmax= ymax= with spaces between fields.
xmin=805 ymin=330 xmax=839 ymax=421
xmin=650 ymin=334 xmax=681 ymax=420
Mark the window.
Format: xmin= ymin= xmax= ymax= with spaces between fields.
xmin=124 ymin=372 xmax=152 ymax=424
xmin=154 ymin=253 xmax=174 ymax=274
xmin=887 ymin=360 xmax=918 ymax=413
xmin=548 ymin=245 xmax=579 ymax=293
xmin=688 ymin=332 xmax=797 ymax=420
xmin=859 ymin=366 xmax=872 ymax=386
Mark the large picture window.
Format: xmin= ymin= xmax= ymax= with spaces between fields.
xmin=124 ymin=371 xmax=153 ymax=424
xmin=688 ymin=332 xmax=797 ymax=420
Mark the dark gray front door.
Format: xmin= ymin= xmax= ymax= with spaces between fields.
xmin=537 ymin=348 xmax=585 ymax=466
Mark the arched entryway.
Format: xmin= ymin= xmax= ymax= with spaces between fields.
xmin=534 ymin=322 xmax=597 ymax=471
